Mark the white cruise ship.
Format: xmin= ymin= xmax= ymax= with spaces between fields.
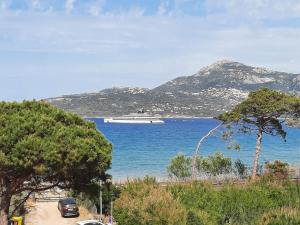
xmin=104 ymin=112 xmax=164 ymax=124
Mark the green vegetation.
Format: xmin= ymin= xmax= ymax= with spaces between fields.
xmin=167 ymin=154 xmax=192 ymax=181
xmin=114 ymin=178 xmax=187 ymax=225
xmin=197 ymin=152 xmax=232 ymax=176
xmin=0 ymin=101 xmax=112 ymax=225
xmin=217 ymin=88 xmax=300 ymax=179
xmin=55 ymin=88 xmax=300 ymax=224
xmin=70 ymin=181 xmax=121 ymax=215
xmin=1 ymin=89 xmax=299 ymax=225
xmin=234 ymin=159 xmax=247 ymax=179
xmin=118 ymin=146 xmax=299 ymax=224
xmin=258 ymin=208 xmax=300 ymax=225
xmin=114 ymin=178 xmax=300 ymax=225
xmin=265 ymin=160 xmax=290 ymax=179
xmin=168 ymin=152 xmax=247 ymax=180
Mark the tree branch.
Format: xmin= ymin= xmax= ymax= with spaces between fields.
xmin=9 ymin=190 xmax=33 ymax=219
xmin=191 ymin=123 xmax=223 ymax=179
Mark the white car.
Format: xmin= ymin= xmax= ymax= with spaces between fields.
xmin=76 ymin=220 xmax=106 ymax=225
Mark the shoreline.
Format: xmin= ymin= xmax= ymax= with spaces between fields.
xmin=84 ymin=116 xmax=215 ymax=119
xmin=88 ymin=117 xmax=300 ymax=183
xmin=110 ymin=163 xmax=300 ymax=183
xmin=111 ymin=173 xmax=300 ymax=185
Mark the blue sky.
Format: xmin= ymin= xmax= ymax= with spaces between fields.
xmin=1 ymin=0 xmax=300 ymax=101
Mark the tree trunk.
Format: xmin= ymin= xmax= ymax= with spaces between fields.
xmin=251 ymin=128 xmax=263 ymax=180
xmin=0 ymin=178 xmax=11 ymax=225
xmin=192 ymin=123 xmax=223 ymax=179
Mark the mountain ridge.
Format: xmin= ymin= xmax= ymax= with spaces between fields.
xmin=46 ymin=60 xmax=300 ymax=117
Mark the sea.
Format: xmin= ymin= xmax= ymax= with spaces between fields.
xmin=87 ymin=118 xmax=300 ymax=180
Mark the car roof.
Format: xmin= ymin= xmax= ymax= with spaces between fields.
xmin=76 ymin=220 xmax=105 ymax=225
xmin=60 ymin=197 xmax=76 ymax=204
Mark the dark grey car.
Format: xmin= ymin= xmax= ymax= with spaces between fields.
xmin=58 ymin=197 xmax=79 ymax=217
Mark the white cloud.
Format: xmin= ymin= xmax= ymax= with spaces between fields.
xmin=29 ymin=0 xmax=41 ymax=9
xmin=1 ymin=11 xmax=300 ymax=70
xmin=204 ymin=0 xmax=300 ymax=20
xmin=0 ymin=0 xmax=11 ymax=10
xmin=126 ymin=7 xmax=145 ymax=17
xmin=65 ymin=0 xmax=75 ymax=13
xmin=157 ymin=1 xmax=169 ymax=16
xmin=88 ymin=0 xmax=106 ymax=16
xmin=1 ymin=1 xmax=300 ymax=100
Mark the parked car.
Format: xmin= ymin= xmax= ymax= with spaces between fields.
xmin=58 ymin=197 xmax=79 ymax=217
xmin=76 ymin=220 xmax=106 ymax=225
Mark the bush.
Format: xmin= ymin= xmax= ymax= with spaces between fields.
xmin=187 ymin=209 xmax=215 ymax=225
xmin=258 ymin=208 xmax=300 ymax=225
xmin=167 ymin=154 xmax=192 ymax=181
xmin=167 ymin=153 xmax=251 ymax=181
xmin=114 ymin=179 xmax=300 ymax=225
xmin=114 ymin=181 xmax=187 ymax=225
xmin=170 ymin=180 xmax=300 ymax=225
xmin=234 ymin=159 xmax=247 ymax=178
xmin=197 ymin=152 xmax=232 ymax=176
xmin=265 ymin=160 xmax=289 ymax=179
xmin=69 ymin=181 xmax=121 ymax=215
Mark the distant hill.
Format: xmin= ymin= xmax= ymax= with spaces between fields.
xmin=46 ymin=60 xmax=300 ymax=117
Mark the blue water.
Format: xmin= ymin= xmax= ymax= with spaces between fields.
xmin=88 ymin=118 xmax=300 ymax=180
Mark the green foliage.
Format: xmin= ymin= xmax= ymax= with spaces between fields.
xmin=187 ymin=209 xmax=214 ymax=225
xmin=197 ymin=152 xmax=232 ymax=176
xmin=113 ymin=178 xmax=300 ymax=225
xmin=218 ymin=88 xmax=300 ymax=126
xmin=70 ymin=181 xmax=121 ymax=215
xmin=217 ymin=88 xmax=300 ymax=179
xmin=0 ymin=101 xmax=112 ymax=219
xmin=114 ymin=180 xmax=187 ymax=225
xmin=234 ymin=159 xmax=247 ymax=178
xmin=168 ymin=153 xmax=248 ymax=179
xmin=143 ymin=175 xmax=157 ymax=184
xmin=167 ymin=154 xmax=192 ymax=180
xmin=265 ymin=160 xmax=289 ymax=179
xmin=218 ymin=88 xmax=300 ymax=139
xmin=187 ymin=210 xmax=202 ymax=225
xmin=0 ymin=100 xmax=112 ymax=186
xmin=169 ymin=180 xmax=300 ymax=225
xmin=258 ymin=208 xmax=300 ymax=225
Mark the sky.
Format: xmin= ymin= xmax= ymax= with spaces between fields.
xmin=1 ymin=0 xmax=300 ymax=101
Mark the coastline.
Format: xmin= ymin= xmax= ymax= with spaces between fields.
xmin=110 ymin=161 xmax=300 ymax=182
xmin=84 ymin=115 xmax=215 ymax=119
xmin=88 ymin=117 xmax=300 ymax=182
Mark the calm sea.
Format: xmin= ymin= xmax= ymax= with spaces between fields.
xmin=88 ymin=118 xmax=300 ymax=180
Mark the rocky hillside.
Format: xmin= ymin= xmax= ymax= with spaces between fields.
xmin=46 ymin=60 xmax=300 ymax=117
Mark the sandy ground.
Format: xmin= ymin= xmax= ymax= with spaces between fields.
xmin=25 ymin=201 xmax=95 ymax=225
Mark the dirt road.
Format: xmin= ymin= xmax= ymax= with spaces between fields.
xmin=25 ymin=201 xmax=94 ymax=225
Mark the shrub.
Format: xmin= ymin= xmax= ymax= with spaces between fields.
xmin=114 ymin=181 xmax=187 ymax=225
xmin=234 ymin=159 xmax=247 ymax=178
xmin=167 ymin=153 xmax=248 ymax=180
xmin=167 ymin=154 xmax=192 ymax=181
xmin=113 ymin=179 xmax=300 ymax=225
xmin=258 ymin=207 xmax=300 ymax=225
xmin=170 ymin=180 xmax=300 ymax=225
xmin=265 ymin=160 xmax=289 ymax=179
xmin=69 ymin=181 xmax=121 ymax=215
xmin=197 ymin=152 xmax=232 ymax=176
xmin=187 ymin=209 xmax=215 ymax=225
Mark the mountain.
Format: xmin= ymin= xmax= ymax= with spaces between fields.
xmin=46 ymin=60 xmax=300 ymax=117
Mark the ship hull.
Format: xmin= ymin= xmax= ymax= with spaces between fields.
xmin=104 ymin=118 xmax=164 ymax=124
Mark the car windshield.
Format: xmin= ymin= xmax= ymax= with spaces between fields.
xmin=62 ymin=198 xmax=76 ymax=205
